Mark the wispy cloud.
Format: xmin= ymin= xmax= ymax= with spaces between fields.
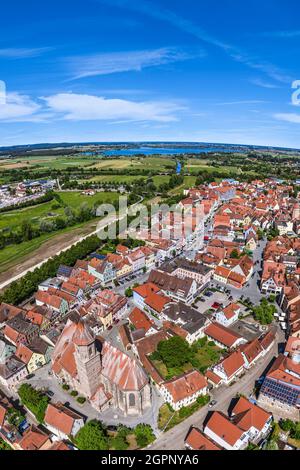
xmin=0 ymin=47 xmax=53 ymax=59
xmin=100 ymin=0 xmax=291 ymax=84
xmin=215 ymin=100 xmax=269 ymax=106
xmin=260 ymin=30 xmax=300 ymax=38
xmin=67 ymin=47 xmax=199 ymax=79
xmin=250 ymin=78 xmax=281 ymax=89
xmin=274 ymin=113 xmax=300 ymax=124
xmin=0 ymin=92 xmax=42 ymax=122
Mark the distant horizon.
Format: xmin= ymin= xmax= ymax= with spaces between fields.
xmin=1 ymin=1 xmax=300 ymax=148
xmin=1 ymin=140 xmax=300 ymax=152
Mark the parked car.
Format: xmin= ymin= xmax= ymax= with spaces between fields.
xmin=208 ymin=400 xmax=217 ymax=408
xmin=46 ymin=390 xmax=54 ymax=397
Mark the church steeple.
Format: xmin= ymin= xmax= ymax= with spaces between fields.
xmin=73 ymin=320 xmax=102 ymax=398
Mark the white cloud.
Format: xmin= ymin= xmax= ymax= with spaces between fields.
xmin=68 ymin=47 xmax=196 ymax=79
xmin=0 ymin=92 xmax=41 ymax=122
xmin=274 ymin=113 xmax=300 ymax=124
xmin=0 ymin=47 xmax=53 ymax=58
xmin=42 ymin=92 xmax=184 ymax=122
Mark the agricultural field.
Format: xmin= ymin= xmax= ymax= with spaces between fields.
xmin=82 ymin=175 xmax=147 ymax=184
xmin=89 ymin=156 xmax=176 ymax=172
xmin=0 ymin=155 xmax=98 ymax=171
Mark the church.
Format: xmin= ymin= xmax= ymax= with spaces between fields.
xmin=52 ymin=318 xmax=152 ymax=416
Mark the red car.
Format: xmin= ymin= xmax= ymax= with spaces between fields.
xmin=212 ymin=302 xmax=221 ymax=310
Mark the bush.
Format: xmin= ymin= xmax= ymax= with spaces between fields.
xmin=279 ymin=419 xmax=295 ymax=432
xmin=62 ymin=384 xmax=70 ymax=391
xmin=70 ymin=390 xmax=78 ymax=397
xmin=77 ymin=396 xmax=86 ymax=404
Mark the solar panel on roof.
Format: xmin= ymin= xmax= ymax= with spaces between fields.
xmin=90 ymin=253 xmax=106 ymax=260
xmin=260 ymin=377 xmax=300 ymax=406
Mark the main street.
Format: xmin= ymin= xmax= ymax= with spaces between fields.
xmin=149 ymin=325 xmax=283 ymax=450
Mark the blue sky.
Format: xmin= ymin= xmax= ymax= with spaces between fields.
xmin=0 ymin=0 xmax=300 ymax=147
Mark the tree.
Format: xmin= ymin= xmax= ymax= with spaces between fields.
xmin=21 ymin=220 xmax=33 ymax=241
xmin=134 ymin=424 xmax=155 ymax=448
xmin=125 ymin=287 xmax=133 ymax=297
xmin=18 ymin=384 xmax=49 ymax=423
xmin=230 ymin=249 xmax=239 ymax=259
xmin=157 ymin=336 xmax=191 ymax=368
xmin=75 ymin=420 xmax=109 ymax=450
xmin=253 ymin=298 xmax=276 ymax=325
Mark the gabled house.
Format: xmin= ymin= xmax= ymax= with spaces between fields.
xmin=204 ymin=411 xmax=248 ymax=450
xmin=185 ymin=427 xmax=222 ymax=450
xmin=160 ymin=370 xmax=208 ymax=411
xmin=231 ymin=397 xmax=273 ymax=443
xmin=204 ymin=322 xmax=245 ymax=350
xmin=44 ymin=402 xmax=85 ymax=440
xmin=215 ymin=303 xmax=240 ymax=327
xmin=211 ymin=350 xmax=245 ymax=385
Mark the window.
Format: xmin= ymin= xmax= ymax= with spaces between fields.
xmin=129 ymin=393 xmax=136 ymax=407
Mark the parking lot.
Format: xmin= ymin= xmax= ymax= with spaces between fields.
xmin=194 ymin=290 xmax=231 ymax=314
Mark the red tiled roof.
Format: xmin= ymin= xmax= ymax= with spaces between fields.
xmin=44 ymin=403 xmax=82 ymax=435
xmin=129 ymin=307 xmax=154 ymax=332
xmin=163 ymin=370 xmax=207 ymax=403
xmin=185 ymin=428 xmax=222 ymax=451
xmin=205 ymin=412 xmax=243 ymax=446
xmin=205 ymin=322 xmax=243 ymax=348
xmin=232 ymin=397 xmax=271 ymax=432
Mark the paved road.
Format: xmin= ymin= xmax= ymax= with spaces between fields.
xmin=149 ymin=326 xmax=282 ymax=450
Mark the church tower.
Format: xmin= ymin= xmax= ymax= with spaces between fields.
xmin=73 ymin=320 xmax=102 ymax=398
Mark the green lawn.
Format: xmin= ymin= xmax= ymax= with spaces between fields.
xmin=57 ymin=191 xmax=119 ymax=208
xmin=158 ymin=395 xmax=210 ymax=432
xmin=0 ymin=191 xmax=119 ymax=231
xmin=0 ymin=200 xmax=64 ymax=231
xmin=0 ymin=191 xmax=120 ymax=275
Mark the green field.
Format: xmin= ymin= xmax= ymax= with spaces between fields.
xmin=0 ymin=191 xmax=119 ymax=231
xmin=82 ymin=175 xmax=147 ymax=184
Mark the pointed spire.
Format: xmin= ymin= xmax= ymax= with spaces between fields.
xmin=73 ymin=320 xmax=94 ymax=346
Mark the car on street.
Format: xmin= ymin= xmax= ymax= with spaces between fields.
xmin=208 ymin=400 xmax=217 ymax=408
xmin=46 ymin=390 xmax=54 ymax=397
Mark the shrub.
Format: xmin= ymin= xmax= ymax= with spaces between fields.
xmin=77 ymin=396 xmax=86 ymax=404
xmin=70 ymin=390 xmax=78 ymax=397
xmin=62 ymin=384 xmax=70 ymax=391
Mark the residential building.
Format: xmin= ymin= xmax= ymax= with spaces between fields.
xmin=204 ymin=411 xmax=248 ymax=450
xmin=44 ymin=402 xmax=85 ymax=440
xmin=160 ymin=370 xmax=208 ymax=411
